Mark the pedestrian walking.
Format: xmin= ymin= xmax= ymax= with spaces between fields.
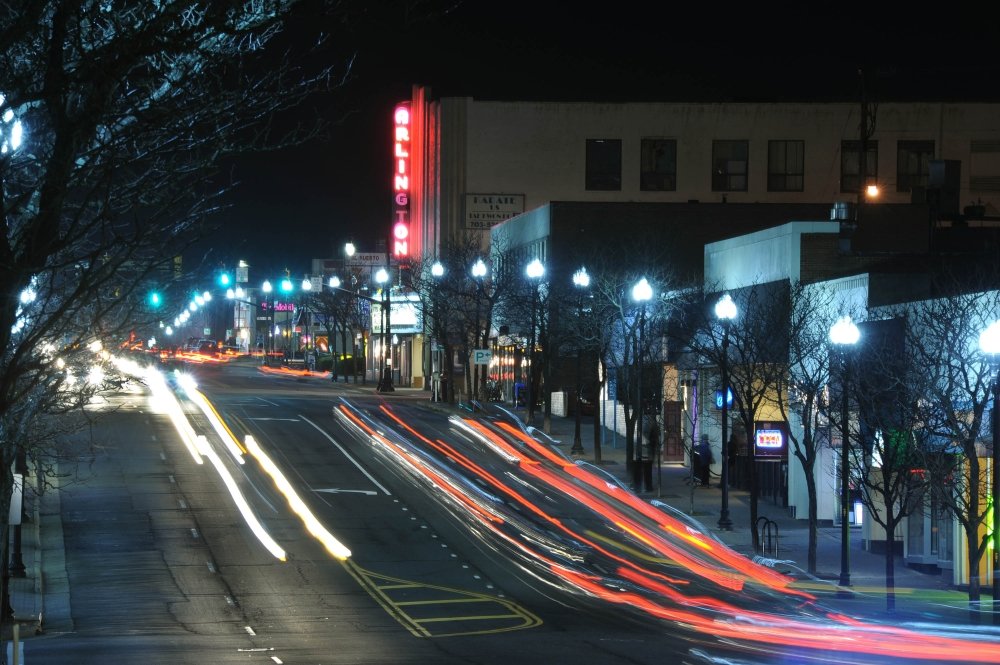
xmin=695 ymin=436 xmax=714 ymax=486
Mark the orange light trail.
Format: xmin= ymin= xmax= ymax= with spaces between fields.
xmin=346 ymin=405 xmax=1000 ymax=662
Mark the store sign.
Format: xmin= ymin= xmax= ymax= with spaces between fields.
xmin=371 ymin=293 xmax=423 ymax=334
xmin=754 ymin=421 xmax=789 ymax=458
xmin=714 ymin=387 xmax=733 ymax=409
xmin=464 ymin=193 xmax=525 ymax=230
xmin=392 ymin=103 xmax=411 ymax=258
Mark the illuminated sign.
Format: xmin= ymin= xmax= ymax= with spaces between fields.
xmin=392 ymin=103 xmax=410 ymax=258
xmin=756 ymin=429 xmax=783 ymax=449
xmin=714 ymin=387 xmax=733 ymax=409
xmin=754 ymin=421 xmax=789 ymax=458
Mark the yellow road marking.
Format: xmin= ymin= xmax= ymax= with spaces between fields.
xmin=343 ymin=559 xmax=542 ymax=637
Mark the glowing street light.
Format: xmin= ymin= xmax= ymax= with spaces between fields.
xmin=715 ymin=293 xmax=737 ymax=530
xmin=525 ymin=259 xmax=545 ymax=425
xmin=375 ymin=267 xmax=393 ymax=392
xmin=632 ymin=278 xmax=653 ymax=489
xmin=571 ymin=267 xmax=590 ymax=455
xmin=830 ymin=314 xmax=860 ymax=588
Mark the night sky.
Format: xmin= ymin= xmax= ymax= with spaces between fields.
xmin=200 ymin=1 xmax=999 ymax=280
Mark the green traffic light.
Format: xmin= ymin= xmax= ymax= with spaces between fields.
xmin=148 ymin=292 xmax=162 ymax=308
xmin=219 ymin=272 xmax=232 ymax=287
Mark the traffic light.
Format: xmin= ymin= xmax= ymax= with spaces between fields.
xmin=218 ymin=272 xmax=232 ymax=287
xmin=148 ymin=291 xmax=162 ymax=308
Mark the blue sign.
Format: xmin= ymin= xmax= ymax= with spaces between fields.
xmin=714 ymin=388 xmax=733 ymax=410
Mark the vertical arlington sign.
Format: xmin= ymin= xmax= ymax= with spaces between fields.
xmin=392 ymin=103 xmax=411 ymax=258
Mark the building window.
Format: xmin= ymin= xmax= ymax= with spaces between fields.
xmin=896 ymin=140 xmax=934 ymax=192
xmin=640 ymin=138 xmax=676 ymax=191
xmin=712 ymin=140 xmax=748 ymax=192
xmin=767 ymin=140 xmax=804 ymax=192
xmin=585 ymin=139 xmax=622 ymax=191
xmin=970 ymin=140 xmax=1000 ymax=192
xmin=840 ymin=140 xmax=878 ymax=193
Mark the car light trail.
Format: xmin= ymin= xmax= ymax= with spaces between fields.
xmin=356 ymin=403 xmax=1000 ymax=663
xmin=113 ymin=357 xmax=285 ymax=560
xmin=200 ymin=435 xmax=287 ymax=561
xmin=175 ymin=375 xmax=246 ymax=464
xmin=244 ymin=435 xmax=352 ymax=560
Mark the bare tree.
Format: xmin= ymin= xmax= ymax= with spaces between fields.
xmin=848 ymin=315 xmax=928 ymax=611
xmin=775 ymin=281 xmax=841 ymax=574
xmin=904 ymin=287 xmax=1000 ymax=620
xmin=686 ymin=280 xmax=791 ymax=550
xmin=0 ymin=1 xmax=361 ymax=638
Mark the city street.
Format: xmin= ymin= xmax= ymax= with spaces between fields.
xmin=16 ymin=358 xmax=1000 ymax=664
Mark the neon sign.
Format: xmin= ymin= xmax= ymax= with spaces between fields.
xmin=392 ymin=103 xmax=410 ymax=258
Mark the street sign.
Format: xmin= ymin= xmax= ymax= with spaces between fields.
xmin=347 ymin=252 xmax=387 ymax=267
xmin=472 ymin=349 xmax=492 ymax=365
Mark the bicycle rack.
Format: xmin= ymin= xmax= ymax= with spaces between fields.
xmin=756 ymin=516 xmax=779 ymax=558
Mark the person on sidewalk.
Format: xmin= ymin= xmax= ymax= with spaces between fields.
xmin=695 ymin=435 xmax=714 ymax=486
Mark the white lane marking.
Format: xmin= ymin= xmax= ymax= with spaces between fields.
xmin=206 ymin=561 xmax=216 ymax=573
xmin=271 ymin=657 xmax=284 ymax=664
xmin=255 ymin=398 xmax=281 ymax=407
xmin=190 ymin=528 xmax=199 ymax=539
xmin=160 ymin=452 xmax=167 ymax=460
xmin=314 ymin=488 xmax=378 ymax=496
xmin=249 ymin=417 xmax=300 ymax=422
xmin=245 ymin=625 xmax=256 ymax=636
xmin=178 ymin=499 xmax=187 ymax=509
xmin=299 ymin=415 xmax=391 ymax=496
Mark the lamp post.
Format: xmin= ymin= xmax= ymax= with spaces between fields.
xmin=261 ymin=280 xmax=273 ymax=365
xmin=571 ymin=267 xmax=590 ymax=455
xmin=429 ymin=261 xmax=445 ymax=402
xmin=978 ymin=320 xmax=1000 ymax=622
xmin=327 ymin=275 xmax=342 ymax=381
xmin=830 ymin=314 xmax=860 ymax=589
xmin=525 ymin=259 xmax=545 ymax=425
xmin=375 ymin=267 xmax=394 ymax=392
xmin=301 ymin=276 xmax=313 ymax=366
xmin=472 ymin=258 xmax=488 ymax=401
xmin=632 ymin=278 xmax=653 ymax=488
xmin=715 ymin=293 xmax=737 ymax=531
xmin=279 ymin=276 xmax=294 ymax=361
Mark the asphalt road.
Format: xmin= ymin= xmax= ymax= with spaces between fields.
xmin=23 ymin=359 xmax=1000 ymax=664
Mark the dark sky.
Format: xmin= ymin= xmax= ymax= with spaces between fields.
xmin=203 ymin=1 xmax=999 ymax=279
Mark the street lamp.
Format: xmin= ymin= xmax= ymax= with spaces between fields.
xmin=979 ymin=319 xmax=1000 ymax=622
xmin=571 ymin=267 xmax=590 ymax=455
xmin=830 ymin=314 xmax=860 ymax=589
xmin=375 ymin=267 xmax=394 ymax=392
xmin=301 ymin=277 xmax=313 ymax=364
xmin=525 ymin=259 xmax=545 ymax=426
xmin=472 ymin=258 xmax=488 ymax=401
xmin=715 ymin=293 xmax=737 ymax=531
xmin=430 ymin=261 xmax=445 ymax=402
xmin=632 ymin=277 xmax=653 ymax=489
xmin=279 ymin=276 xmax=294 ymax=361
xmin=261 ymin=280 xmax=273 ymax=365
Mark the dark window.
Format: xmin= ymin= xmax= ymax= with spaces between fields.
xmin=840 ymin=140 xmax=878 ymax=193
xmin=896 ymin=140 xmax=934 ymax=192
xmin=767 ymin=140 xmax=804 ymax=192
xmin=585 ymin=139 xmax=622 ymax=191
xmin=712 ymin=140 xmax=748 ymax=191
xmin=640 ymin=138 xmax=677 ymax=191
